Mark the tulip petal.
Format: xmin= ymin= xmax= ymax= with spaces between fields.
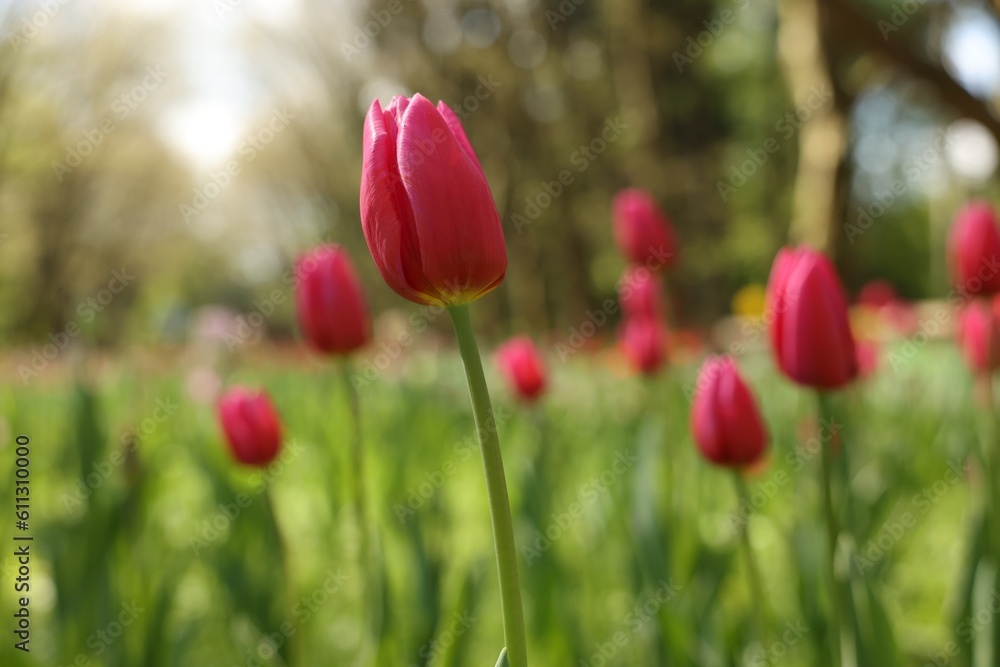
xmin=361 ymin=98 xmax=443 ymax=304
xmin=437 ymin=101 xmax=486 ymax=177
xmin=397 ymin=94 xmax=507 ymax=303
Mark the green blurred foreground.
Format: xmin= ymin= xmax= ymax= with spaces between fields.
xmin=0 ymin=341 xmax=986 ymax=666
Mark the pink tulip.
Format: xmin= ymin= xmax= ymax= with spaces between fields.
xmin=767 ymin=247 xmax=858 ymax=389
xmin=857 ymin=280 xmax=897 ymax=309
xmin=611 ymin=188 xmax=679 ymax=271
xmin=856 ymin=340 xmax=879 ymax=378
xmin=218 ymin=387 xmax=283 ymax=467
xmin=495 ymin=336 xmax=547 ymax=403
xmin=957 ymin=299 xmax=1000 ymax=375
xmin=620 ymin=316 xmax=668 ymax=375
xmin=618 ymin=266 xmax=663 ymax=320
xmin=691 ymin=356 xmax=768 ymax=467
xmin=949 ymin=201 xmax=1000 ymax=296
xmin=360 ymin=94 xmax=507 ymax=306
xmin=295 ymin=245 xmax=371 ymax=356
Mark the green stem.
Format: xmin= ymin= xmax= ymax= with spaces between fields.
xmin=448 ymin=304 xmax=528 ymax=667
xmin=983 ymin=376 xmax=1000 ymax=557
xmin=263 ymin=488 xmax=298 ymax=667
xmin=341 ymin=362 xmax=380 ymax=667
xmin=732 ymin=473 xmax=767 ymax=649
xmin=817 ymin=392 xmax=848 ymax=667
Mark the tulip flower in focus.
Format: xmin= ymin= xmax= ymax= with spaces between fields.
xmin=360 ymin=94 xmax=507 ymax=306
xmin=618 ymin=266 xmax=663 ymax=320
xmin=218 ymin=387 xmax=283 ymax=466
xmin=691 ymin=356 xmax=768 ymax=467
xmin=949 ymin=201 xmax=1000 ymax=296
xmin=295 ymin=244 xmax=371 ymax=356
xmin=362 ymin=92 xmax=525 ymax=667
xmin=612 ymin=188 xmax=679 ymax=271
xmin=767 ymin=246 xmax=858 ymax=390
xmin=495 ymin=336 xmax=547 ymax=403
xmin=620 ymin=316 xmax=668 ymax=375
xmin=957 ymin=299 xmax=1000 ymax=375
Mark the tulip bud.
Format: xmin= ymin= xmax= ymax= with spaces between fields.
xmin=766 ymin=246 xmax=858 ymax=390
xmin=948 ymin=201 xmax=1000 ymax=296
xmin=218 ymin=387 xmax=283 ymax=466
xmin=956 ymin=299 xmax=1000 ymax=375
xmin=620 ymin=316 xmax=668 ymax=375
xmin=295 ymin=245 xmax=371 ymax=356
xmin=618 ymin=266 xmax=663 ymax=320
xmin=360 ymin=94 xmax=507 ymax=306
xmin=495 ymin=336 xmax=547 ymax=403
xmin=691 ymin=356 xmax=768 ymax=467
xmin=611 ymin=188 xmax=679 ymax=271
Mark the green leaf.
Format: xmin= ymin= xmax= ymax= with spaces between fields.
xmin=495 ymin=647 xmax=508 ymax=667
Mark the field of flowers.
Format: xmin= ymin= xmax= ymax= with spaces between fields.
xmin=0 ymin=324 xmax=990 ymax=666
xmin=2 ymin=3 xmax=1000 ymax=664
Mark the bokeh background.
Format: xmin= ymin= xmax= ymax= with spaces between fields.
xmin=1 ymin=0 xmax=999 ymax=665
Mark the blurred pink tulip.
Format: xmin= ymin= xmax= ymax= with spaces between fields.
xmin=495 ymin=336 xmax=547 ymax=403
xmin=691 ymin=356 xmax=768 ymax=467
xmin=767 ymin=246 xmax=858 ymax=390
xmin=949 ymin=201 xmax=1000 ymax=296
xmin=612 ymin=188 xmax=679 ymax=271
xmin=218 ymin=387 xmax=283 ymax=467
xmin=295 ymin=244 xmax=371 ymax=356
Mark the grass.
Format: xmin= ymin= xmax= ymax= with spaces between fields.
xmin=0 ymin=338 xmax=986 ymax=666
